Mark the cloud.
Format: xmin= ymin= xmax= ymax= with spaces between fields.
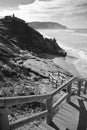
xmin=0 ymin=0 xmax=65 ymax=21
xmin=0 ymin=0 xmax=87 ymax=28
xmin=14 ymin=0 xmax=71 ymax=21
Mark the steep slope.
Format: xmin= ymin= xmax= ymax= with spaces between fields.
xmin=0 ymin=16 xmax=67 ymax=96
xmin=0 ymin=16 xmax=67 ymax=57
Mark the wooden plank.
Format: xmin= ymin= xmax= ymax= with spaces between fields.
xmin=83 ymin=81 xmax=87 ymax=94
xmin=52 ymin=70 xmax=73 ymax=77
xmin=46 ymin=97 xmax=53 ymax=125
xmin=10 ymin=110 xmax=48 ymax=129
xmin=51 ymin=77 xmax=75 ymax=96
xmin=0 ymin=94 xmax=51 ymax=107
xmin=53 ymin=118 xmax=66 ymax=130
xmin=66 ymin=83 xmax=72 ymax=103
xmin=49 ymin=74 xmax=57 ymax=81
xmin=71 ymin=88 xmax=78 ymax=94
xmin=53 ymin=117 xmax=72 ymax=130
xmin=77 ymin=81 xmax=82 ymax=96
xmin=54 ymin=109 xmax=78 ymax=130
xmin=0 ymin=108 xmax=10 ymax=130
xmin=53 ymin=93 xmax=68 ymax=111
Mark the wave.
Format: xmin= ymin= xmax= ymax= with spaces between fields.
xmin=39 ymin=29 xmax=87 ymax=62
xmin=73 ymin=32 xmax=87 ymax=36
xmin=58 ymin=40 xmax=87 ymax=61
xmin=72 ymin=29 xmax=87 ymax=36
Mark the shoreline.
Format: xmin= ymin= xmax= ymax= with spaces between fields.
xmin=53 ymin=56 xmax=82 ymax=78
xmin=38 ymin=29 xmax=87 ymax=79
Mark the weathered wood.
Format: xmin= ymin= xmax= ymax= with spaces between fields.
xmin=83 ymin=81 xmax=87 ymax=94
xmin=0 ymin=74 xmax=86 ymax=130
xmin=10 ymin=110 xmax=48 ymax=129
xmin=52 ymin=77 xmax=53 ymax=85
xmin=71 ymin=88 xmax=78 ymax=94
xmin=53 ymin=93 xmax=68 ymax=111
xmin=52 ymin=70 xmax=73 ymax=77
xmin=56 ymin=80 xmax=58 ymax=88
xmin=0 ymin=108 xmax=10 ymax=130
xmin=77 ymin=81 xmax=82 ymax=96
xmin=58 ymin=72 xmax=60 ymax=77
xmin=51 ymin=77 xmax=75 ymax=96
xmin=66 ymin=83 xmax=72 ymax=103
xmin=0 ymin=94 xmax=51 ymax=107
xmin=46 ymin=97 xmax=53 ymax=124
xmin=49 ymin=74 xmax=57 ymax=81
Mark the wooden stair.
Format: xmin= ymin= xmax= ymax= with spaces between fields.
xmin=0 ymin=72 xmax=87 ymax=130
xmin=53 ymin=95 xmax=87 ymax=130
xmin=31 ymin=123 xmax=55 ymax=130
xmin=32 ymin=94 xmax=87 ymax=130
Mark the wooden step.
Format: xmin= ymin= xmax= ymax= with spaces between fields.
xmin=54 ymin=116 xmax=77 ymax=130
xmin=41 ymin=122 xmax=55 ymax=130
xmin=53 ymin=118 xmax=66 ymax=130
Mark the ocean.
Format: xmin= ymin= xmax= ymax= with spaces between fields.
xmin=38 ymin=29 xmax=87 ymax=78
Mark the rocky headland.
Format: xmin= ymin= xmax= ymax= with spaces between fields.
xmin=29 ymin=21 xmax=67 ymax=29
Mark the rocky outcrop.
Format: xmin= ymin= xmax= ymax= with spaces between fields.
xmin=44 ymin=38 xmax=67 ymax=56
xmin=0 ymin=15 xmax=67 ymax=57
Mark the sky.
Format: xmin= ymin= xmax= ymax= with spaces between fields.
xmin=0 ymin=0 xmax=87 ymax=28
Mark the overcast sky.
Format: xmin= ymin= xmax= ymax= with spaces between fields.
xmin=0 ymin=0 xmax=87 ymax=28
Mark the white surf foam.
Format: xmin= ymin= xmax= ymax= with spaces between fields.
xmin=58 ymin=40 xmax=87 ymax=61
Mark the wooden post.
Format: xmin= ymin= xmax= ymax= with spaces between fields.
xmin=46 ymin=97 xmax=53 ymax=124
xmin=83 ymin=81 xmax=87 ymax=94
xmin=56 ymin=80 xmax=58 ymax=88
xmin=58 ymin=72 xmax=60 ymax=78
xmin=66 ymin=83 xmax=72 ymax=103
xmin=0 ymin=108 xmax=10 ymax=130
xmin=52 ymin=77 xmax=53 ymax=85
xmin=61 ymin=79 xmax=63 ymax=85
xmin=77 ymin=81 xmax=82 ymax=96
xmin=49 ymin=74 xmax=50 ymax=82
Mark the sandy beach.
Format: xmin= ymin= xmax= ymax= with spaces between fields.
xmin=53 ymin=56 xmax=81 ymax=77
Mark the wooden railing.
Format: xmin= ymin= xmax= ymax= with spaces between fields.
xmin=0 ymin=72 xmax=87 ymax=130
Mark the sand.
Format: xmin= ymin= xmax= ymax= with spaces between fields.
xmin=53 ymin=56 xmax=82 ymax=77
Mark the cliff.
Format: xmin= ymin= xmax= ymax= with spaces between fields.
xmin=29 ymin=22 xmax=67 ymax=29
xmin=0 ymin=16 xmax=67 ymax=58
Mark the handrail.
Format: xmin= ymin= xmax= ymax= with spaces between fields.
xmin=0 ymin=71 xmax=87 ymax=130
xmin=51 ymin=77 xmax=76 ymax=96
xmin=10 ymin=110 xmax=48 ymax=130
xmin=0 ymin=94 xmax=51 ymax=107
xmin=53 ymin=93 xmax=68 ymax=111
xmin=52 ymin=70 xmax=73 ymax=77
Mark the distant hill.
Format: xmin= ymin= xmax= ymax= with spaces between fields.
xmin=28 ymin=22 xmax=67 ymax=29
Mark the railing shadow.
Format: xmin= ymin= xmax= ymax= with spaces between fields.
xmin=50 ymin=121 xmax=60 ymax=130
xmin=49 ymin=121 xmax=70 ymax=130
xmin=69 ymin=98 xmax=87 ymax=130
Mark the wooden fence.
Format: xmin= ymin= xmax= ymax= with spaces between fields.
xmin=0 ymin=72 xmax=87 ymax=130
